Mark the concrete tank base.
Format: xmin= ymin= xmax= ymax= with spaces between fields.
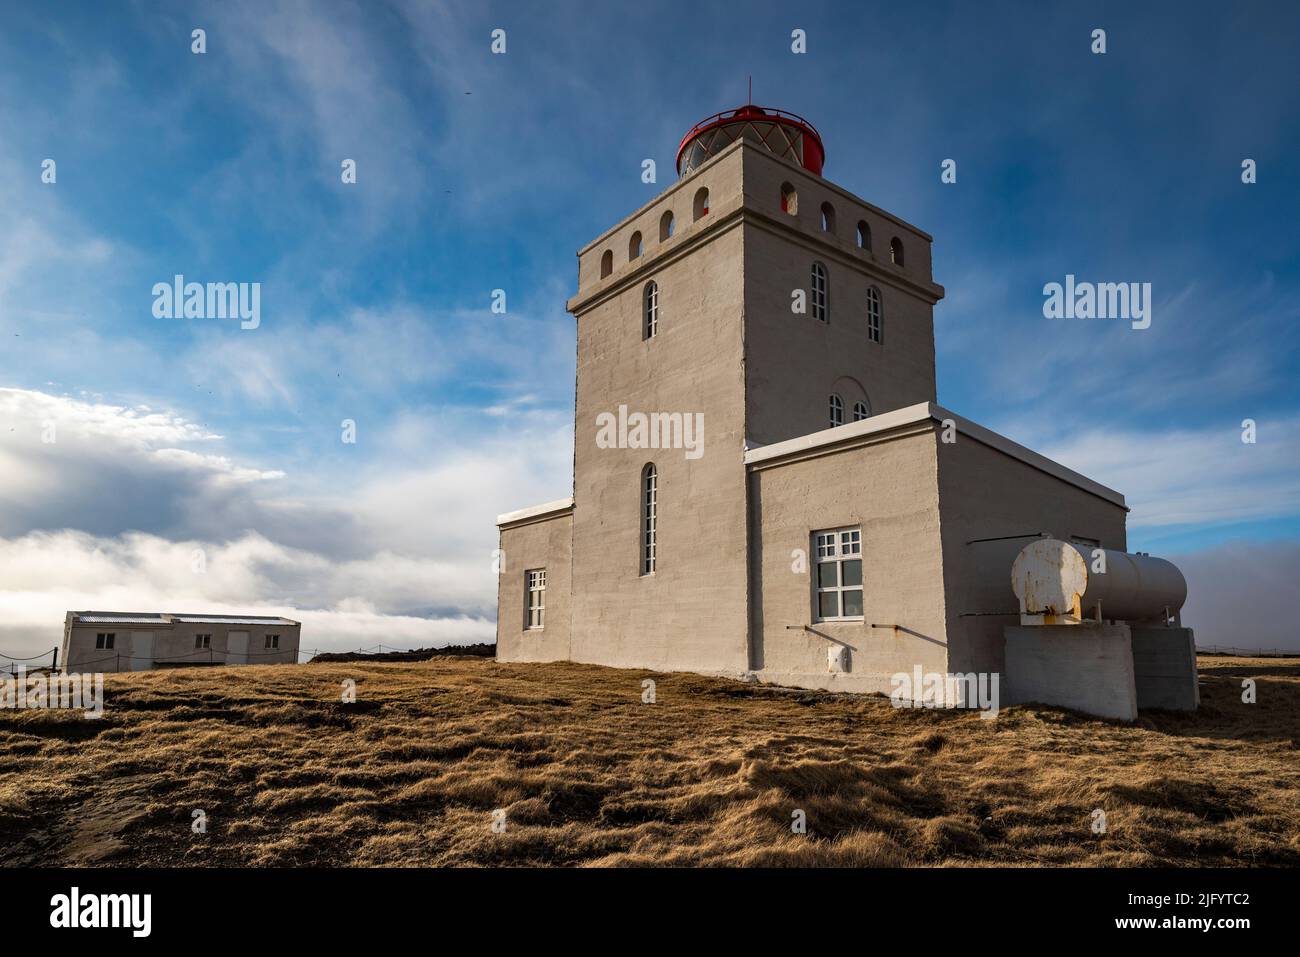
xmin=1131 ymin=626 xmax=1199 ymax=711
xmin=1004 ymin=623 xmax=1137 ymax=721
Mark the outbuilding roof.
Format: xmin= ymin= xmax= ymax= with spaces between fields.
xmin=70 ymin=611 xmax=300 ymax=626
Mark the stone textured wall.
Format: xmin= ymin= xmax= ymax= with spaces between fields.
xmin=567 ymin=148 xmax=750 ymax=673
xmin=739 ymin=145 xmax=941 ymax=447
xmin=749 ymin=425 xmax=948 ymax=693
xmin=936 ymin=435 xmax=1129 ymax=677
xmin=495 ymin=510 xmax=573 ymax=663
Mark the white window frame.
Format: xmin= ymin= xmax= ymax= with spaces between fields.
xmin=525 ymin=568 xmax=547 ymax=630
xmin=641 ymin=463 xmax=657 ymax=575
xmin=643 ymin=280 xmax=658 ymax=339
xmin=195 ymin=633 xmax=212 ymax=649
xmin=829 ymin=393 xmax=844 ymax=428
xmin=866 ymin=286 xmax=883 ymax=343
xmin=265 ymin=634 xmax=280 ymax=650
xmin=813 ymin=527 xmax=863 ymax=622
xmin=853 ymin=400 xmax=869 ymax=421
xmin=811 ymin=262 xmax=828 ymax=322
xmin=95 ymin=632 xmax=115 ymax=649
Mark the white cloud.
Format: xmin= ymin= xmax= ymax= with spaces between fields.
xmin=0 ymin=385 xmax=572 ymax=657
xmin=1173 ymin=540 xmax=1300 ymax=653
xmin=1033 ymin=415 xmax=1300 ymax=530
xmin=0 ymin=529 xmax=494 ymax=658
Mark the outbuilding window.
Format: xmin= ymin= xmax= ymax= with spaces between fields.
xmin=195 ymin=633 xmax=212 ymax=649
xmin=526 ymin=568 xmax=546 ymax=630
xmin=265 ymin=634 xmax=280 ymax=650
xmin=95 ymin=632 xmax=115 ymax=649
xmin=813 ymin=527 xmax=863 ymax=622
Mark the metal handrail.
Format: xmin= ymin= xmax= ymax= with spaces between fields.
xmin=676 ymin=104 xmax=824 ymax=161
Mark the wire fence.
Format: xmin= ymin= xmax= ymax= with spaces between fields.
xmin=0 ymin=642 xmax=450 ymax=673
xmin=1196 ymin=645 xmax=1300 ymax=658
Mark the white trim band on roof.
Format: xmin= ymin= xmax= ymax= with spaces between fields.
xmin=496 ymin=497 xmax=575 ymax=527
xmin=171 ymin=616 xmax=299 ymax=625
xmin=743 ymin=402 xmax=1126 ymax=509
xmin=74 ymin=615 xmax=168 ymax=624
xmin=72 ymin=612 xmax=300 ymax=626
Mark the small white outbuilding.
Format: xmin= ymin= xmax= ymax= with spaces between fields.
xmin=61 ymin=611 xmax=301 ymax=673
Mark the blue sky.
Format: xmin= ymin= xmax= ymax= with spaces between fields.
xmin=0 ymin=0 xmax=1297 ymax=653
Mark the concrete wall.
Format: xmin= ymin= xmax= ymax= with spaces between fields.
xmin=935 ymin=434 xmax=1129 ymax=678
xmin=63 ymin=620 xmax=300 ymax=673
xmin=749 ymin=424 xmax=948 ymax=693
xmin=1005 ymin=623 xmax=1138 ymax=721
xmin=495 ymin=510 xmax=573 ymax=662
xmin=566 ymin=147 xmax=750 ymax=673
xmin=739 ymin=145 xmax=943 ymax=447
xmin=1131 ymin=625 xmax=1199 ymax=710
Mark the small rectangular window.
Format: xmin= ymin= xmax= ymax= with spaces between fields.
xmin=195 ymin=633 xmax=212 ymax=649
xmin=265 ymin=634 xmax=280 ymax=649
xmin=95 ymin=632 xmax=115 ymax=649
xmin=813 ymin=527 xmax=864 ymax=622
xmin=525 ymin=569 xmax=547 ymax=629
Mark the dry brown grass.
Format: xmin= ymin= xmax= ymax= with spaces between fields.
xmin=1 ymin=655 xmax=1297 ymax=867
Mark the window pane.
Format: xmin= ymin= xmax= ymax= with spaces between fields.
xmin=817 ymin=562 xmax=838 ymax=588
xmin=819 ymin=592 xmax=839 ymax=619
xmin=842 ymin=559 xmax=862 ymax=587
xmin=842 ymin=590 xmax=863 ymax=617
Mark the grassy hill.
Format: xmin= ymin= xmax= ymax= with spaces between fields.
xmin=1 ymin=655 xmax=1297 ymax=866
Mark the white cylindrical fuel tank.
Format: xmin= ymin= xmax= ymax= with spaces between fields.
xmin=1010 ymin=538 xmax=1187 ymax=622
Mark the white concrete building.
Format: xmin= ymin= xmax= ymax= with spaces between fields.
xmin=62 ymin=611 xmax=301 ymax=673
xmin=493 ymin=103 xmax=1195 ymax=715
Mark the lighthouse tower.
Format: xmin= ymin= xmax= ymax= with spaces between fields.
xmin=497 ymin=102 xmax=947 ymax=674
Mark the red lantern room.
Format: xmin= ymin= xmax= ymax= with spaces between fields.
xmin=676 ymin=104 xmax=825 ymax=178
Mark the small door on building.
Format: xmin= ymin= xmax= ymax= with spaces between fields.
xmin=227 ymin=631 xmax=249 ymax=665
xmin=130 ymin=632 xmax=154 ymax=671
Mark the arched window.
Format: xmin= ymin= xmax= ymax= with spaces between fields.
xmin=866 ymin=286 xmax=883 ymax=343
xmin=643 ymin=280 xmax=658 ymax=339
xmin=641 ymin=463 xmax=658 ymax=575
xmin=629 ymin=231 xmax=643 ymax=260
xmin=856 ymin=220 xmax=871 ymax=251
xmin=853 ymin=399 xmax=870 ymax=421
xmin=693 ymin=187 xmax=709 ymax=221
xmin=820 ymin=202 xmax=836 ymax=233
xmin=600 ymin=249 xmax=613 ymax=279
xmin=810 ymin=262 xmax=828 ymax=323
xmin=780 ymin=182 xmax=798 ymax=215
xmin=659 ymin=210 xmax=674 ymax=241
xmin=829 ymin=394 xmax=844 ymax=428
xmin=890 ymin=237 xmax=904 ymax=267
